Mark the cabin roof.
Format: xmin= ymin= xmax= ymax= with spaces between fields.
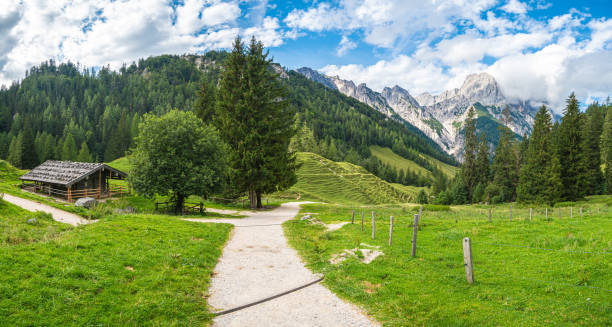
xmin=20 ymin=160 xmax=127 ymax=187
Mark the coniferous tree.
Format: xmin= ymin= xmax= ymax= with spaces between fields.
xmin=61 ymin=134 xmax=78 ymax=161
xmin=581 ymin=105 xmax=604 ymax=195
xmin=601 ymin=105 xmax=612 ymax=193
xmin=7 ymin=135 xmax=21 ymax=168
xmin=475 ymin=133 xmax=490 ymax=185
xmin=213 ymin=36 xmax=296 ymax=208
xmin=19 ymin=120 xmax=38 ymax=169
xmin=491 ymin=107 xmax=519 ymax=202
xmin=77 ymin=141 xmax=93 ymax=162
xmin=558 ymin=93 xmax=584 ymax=200
xmin=517 ymin=106 xmax=557 ymax=203
xmin=461 ymin=107 xmax=478 ymax=199
xmin=194 ymin=79 xmax=216 ymax=122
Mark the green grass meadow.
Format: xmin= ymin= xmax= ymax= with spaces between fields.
xmin=0 ymin=207 xmax=232 ymax=326
xmin=285 ymin=198 xmax=612 ymax=326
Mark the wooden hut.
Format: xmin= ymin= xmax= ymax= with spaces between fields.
xmin=19 ymin=160 xmax=128 ymax=202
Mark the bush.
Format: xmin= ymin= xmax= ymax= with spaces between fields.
xmin=417 ymin=190 xmax=429 ymax=204
xmin=472 ymin=183 xmax=485 ymax=203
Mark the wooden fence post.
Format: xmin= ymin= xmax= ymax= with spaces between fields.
xmin=411 ymin=214 xmax=419 ymax=257
xmin=546 ymin=208 xmax=548 ymax=220
xmin=351 ymin=210 xmax=355 ymax=224
xmin=488 ymin=207 xmax=492 ymax=222
xmin=388 ymin=216 xmax=393 ymax=246
xmin=361 ymin=212 xmax=364 ymax=232
xmin=371 ymin=212 xmax=375 ymax=240
xmin=571 ymin=207 xmax=573 ymax=218
xmin=558 ymin=208 xmax=561 ymax=218
xmin=418 ymin=205 xmax=423 ymax=220
xmin=199 ymin=202 xmax=203 ymax=213
xmin=580 ymin=208 xmax=582 ymax=217
xmin=463 ymin=237 xmax=474 ymax=284
xmin=509 ymin=204 xmax=512 ymax=222
xmin=529 ymin=208 xmax=532 ymax=220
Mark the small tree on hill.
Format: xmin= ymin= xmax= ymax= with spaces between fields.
xmin=77 ymin=141 xmax=93 ymax=162
xmin=129 ymin=110 xmax=227 ymax=214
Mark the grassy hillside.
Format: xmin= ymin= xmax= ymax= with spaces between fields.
xmin=285 ymin=198 xmax=612 ymax=326
xmin=370 ymin=146 xmax=459 ymax=179
xmin=107 ymin=156 xmax=131 ymax=172
xmin=0 ymin=210 xmax=232 ymax=325
xmin=278 ymin=152 xmax=416 ymax=204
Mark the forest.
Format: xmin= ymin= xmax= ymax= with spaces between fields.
xmin=0 ymin=52 xmax=455 ymax=188
xmin=435 ymin=97 xmax=612 ymax=205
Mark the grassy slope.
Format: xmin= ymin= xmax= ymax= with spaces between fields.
xmin=108 ymin=156 xmax=131 ymax=173
xmin=285 ymin=199 xmax=612 ymax=326
xmin=278 ymin=152 xmax=415 ymax=204
xmin=0 ymin=199 xmax=72 ymax=246
xmin=0 ymin=211 xmax=232 ymax=326
xmin=370 ymin=146 xmax=459 ymax=179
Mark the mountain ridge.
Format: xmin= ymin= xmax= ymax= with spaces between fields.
xmin=296 ymin=67 xmax=541 ymax=159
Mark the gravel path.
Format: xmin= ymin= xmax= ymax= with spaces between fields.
xmin=186 ymin=202 xmax=379 ymax=327
xmin=2 ymin=193 xmax=92 ymax=226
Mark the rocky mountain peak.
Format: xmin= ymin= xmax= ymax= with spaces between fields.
xmin=459 ymin=72 xmax=504 ymax=106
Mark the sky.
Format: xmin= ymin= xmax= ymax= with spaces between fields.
xmin=0 ymin=0 xmax=610 ymax=111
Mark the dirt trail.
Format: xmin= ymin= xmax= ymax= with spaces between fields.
xmin=186 ymin=202 xmax=379 ymax=327
xmin=2 ymin=193 xmax=92 ymax=226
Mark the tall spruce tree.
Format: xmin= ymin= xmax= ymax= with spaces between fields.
xmin=581 ymin=105 xmax=604 ymax=195
xmin=491 ymin=107 xmax=519 ymax=202
xmin=601 ymin=105 xmax=612 ymax=193
xmin=461 ymin=106 xmax=478 ymax=200
xmin=7 ymin=135 xmax=21 ymax=168
xmin=214 ymin=36 xmax=296 ymax=208
xmin=20 ymin=120 xmax=38 ymax=169
xmin=558 ymin=93 xmax=584 ymax=200
xmin=517 ymin=106 xmax=559 ymax=204
xmin=475 ymin=133 xmax=490 ymax=186
xmin=194 ymin=79 xmax=216 ymax=123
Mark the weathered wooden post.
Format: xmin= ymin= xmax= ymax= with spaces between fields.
xmin=351 ymin=210 xmax=355 ymax=224
xmin=361 ymin=212 xmax=364 ymax=232
xmin=411 ymin=214 xmax=419 ymax=257
xmin=371 ymin=211 xmax=375 ymax=240
xmin=199 ymin=202 xmax=203 ymax=213
xmin=529 ymin=208 xmax=532 ymax=220
xmin=463 ymin=237 xmax=474 ymax=284
xmin=558 ymin=207 xmax=561 ymax=218
xmin=488 ymin=207 xmax=492 ymax=222
xmin=509 ymin=204 xmax=512 ymax=222
xmin=571 ymin=207 xmax=573 ymax=218
xmin=546 ymin=208 xmax=548 ymax=220
xmin=418 ymin=205 xmax=423 ymax=220
xmin=580 ymin=207 xmax=582 ymax=217
xmin=388 ymin=216 xmax=393 ymax=246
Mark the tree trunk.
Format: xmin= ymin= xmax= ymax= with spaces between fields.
xmin=175 ymin=194 xmax=185 ymax=215
xmin=256 ymin=191 xmax=262 ymax=209
xmin=249 ymin=188 xmax=256 ymax=209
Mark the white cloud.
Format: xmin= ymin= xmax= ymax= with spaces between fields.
xmin=314 ymin=8 xmax=612 ymax=112
xmin=284 ymin=0 xmax=499 ymax=49
xmin=501 ymin=0 xmax=529 ymax=15
xmin=336 ymin=36 xmax=357 ymax=56
xmin=0 ymin=0 xmax=281 ymax=86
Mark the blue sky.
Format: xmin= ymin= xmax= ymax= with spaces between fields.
xmin=1 ymin=0 xmax=610 ymax=109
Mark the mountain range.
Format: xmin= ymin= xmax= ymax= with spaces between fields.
xmin=297 ymin=67 xmax=542 ymax=158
